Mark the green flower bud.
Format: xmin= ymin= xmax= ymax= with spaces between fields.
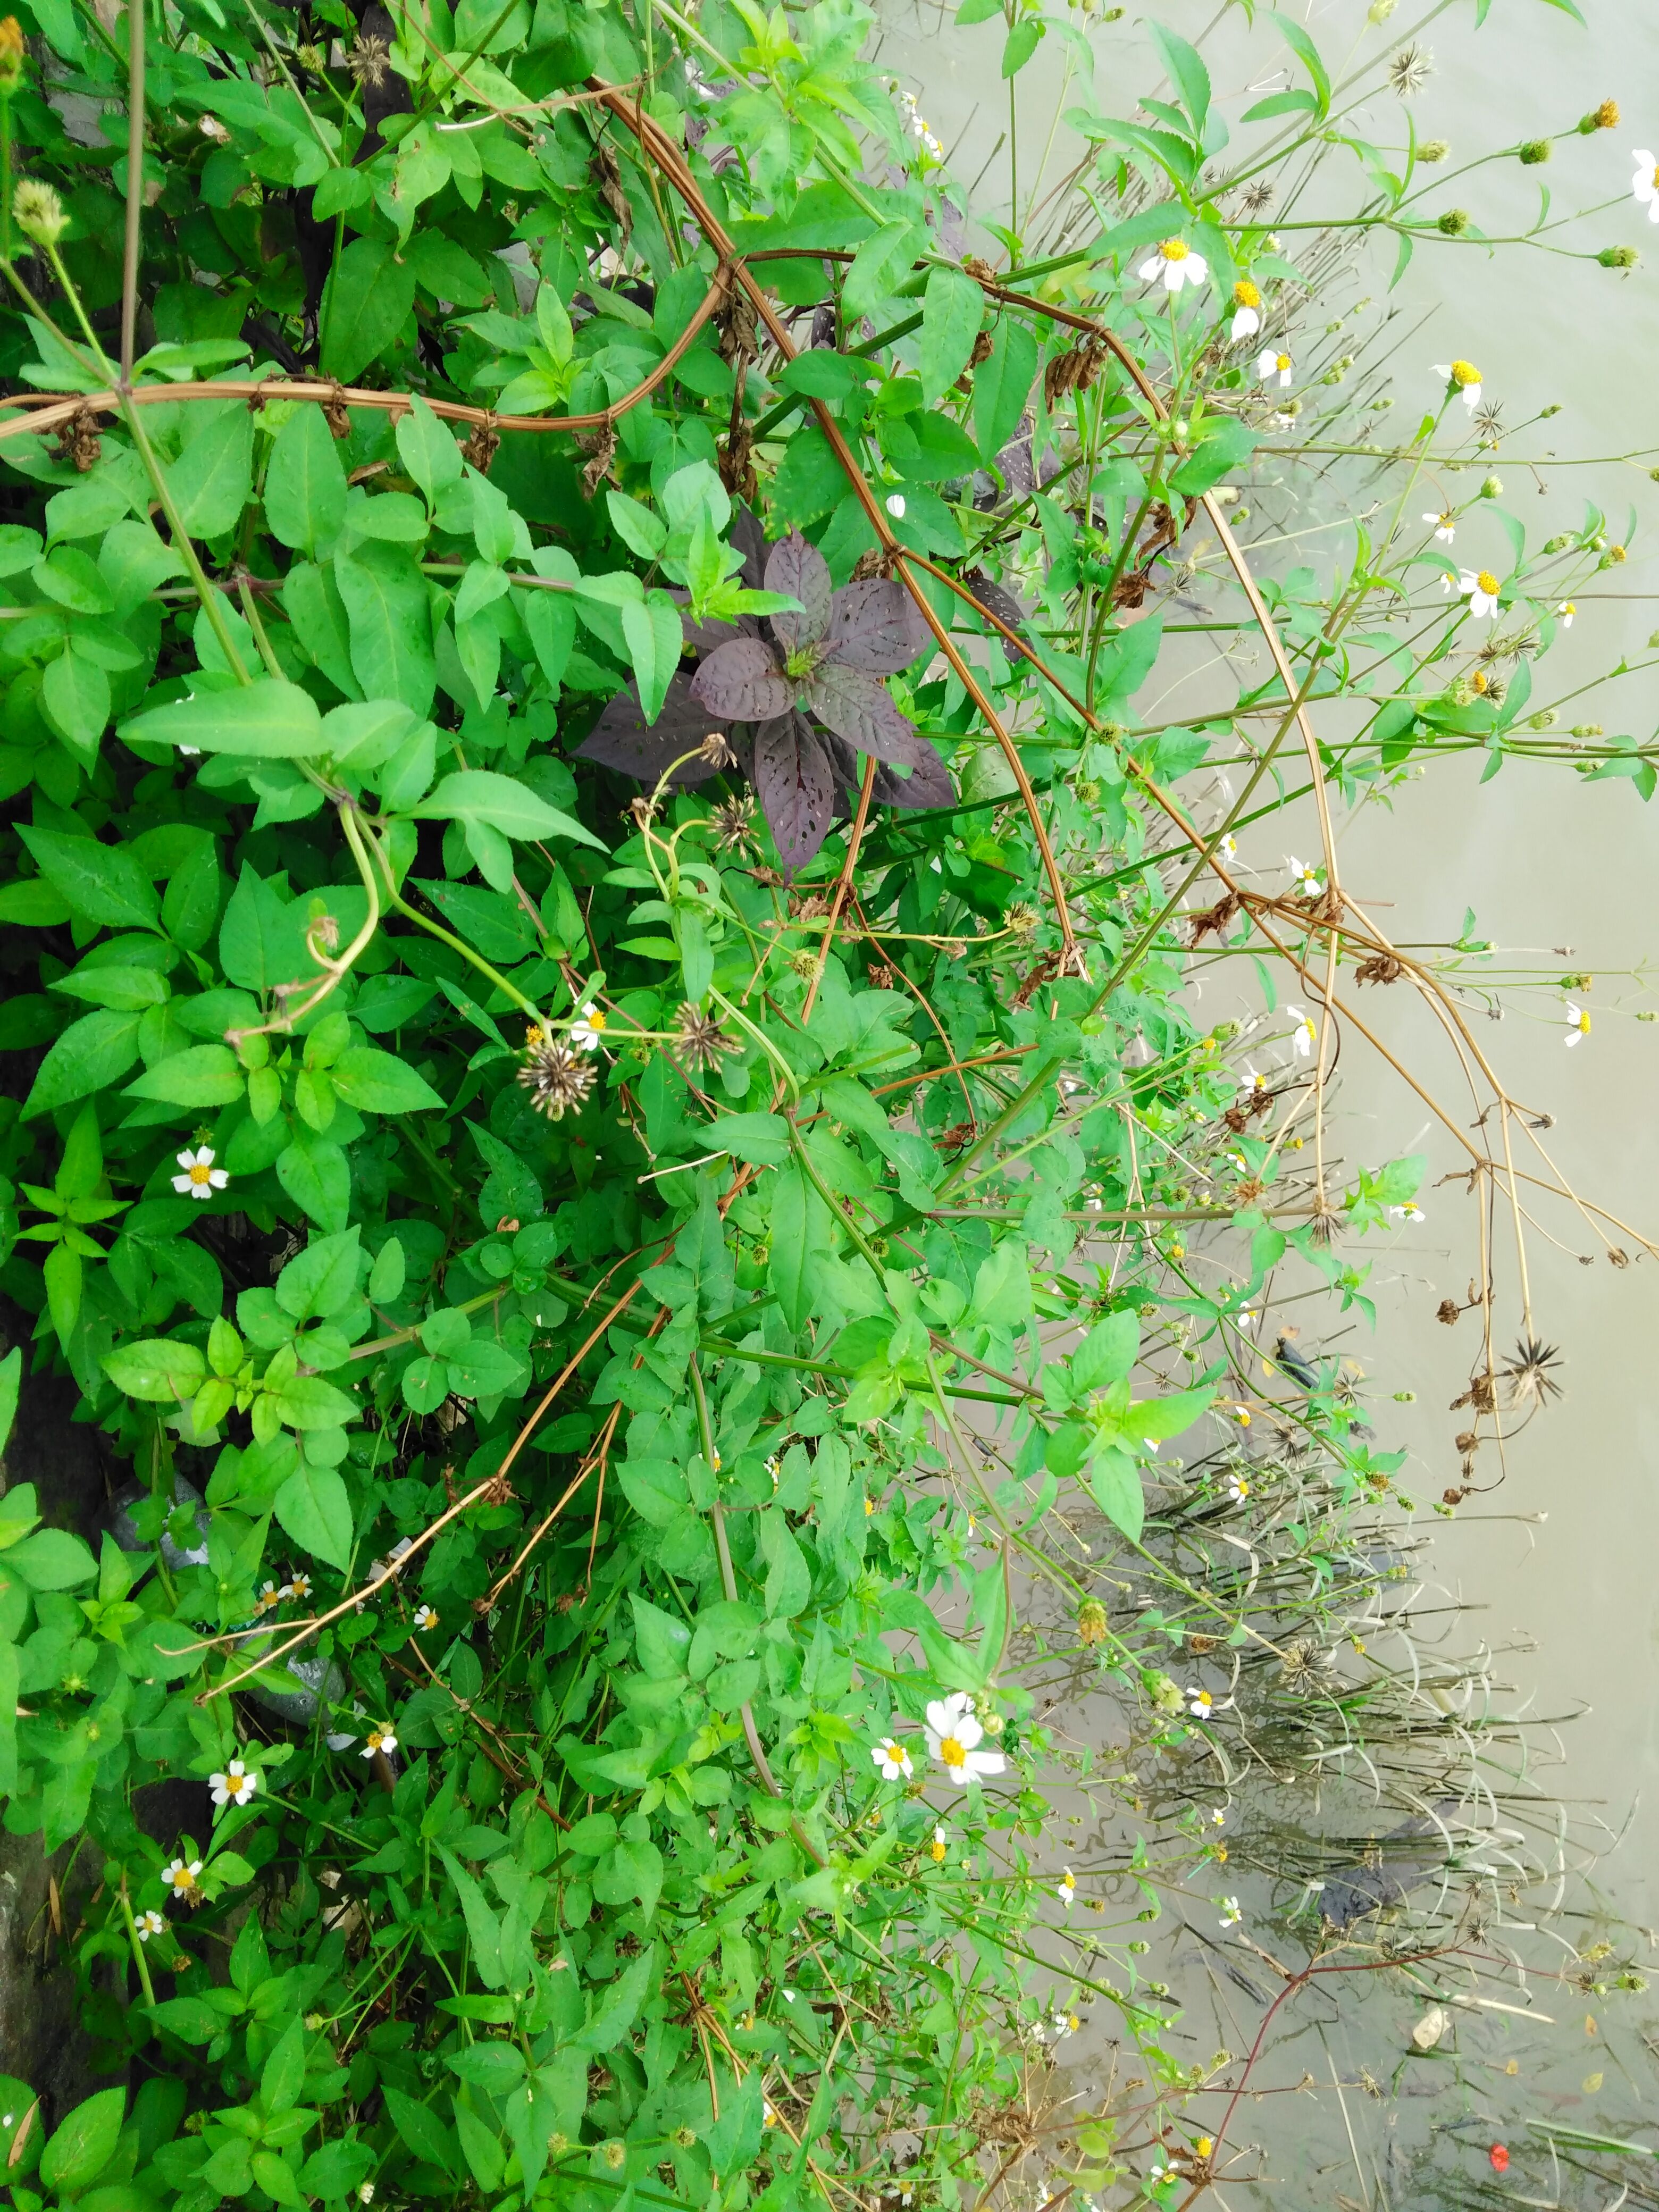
xmin=1437 ymin=208 xmax=1470 ymax=235
xmin=1528 ymin=709 xmax=1559 ymax=729
xmin=1419 ymin=138 xmax=1449 ymax=162
xmin=1541 ymin=533 xmax=1572 ymax=552
xmin=602 ymin=2143 xmax=627 ymax=2173
xmin=1367 ymin=0 xmax=1396 ymax=18
xmin=1480 ymin=474 xmax=1502 ymax=497
xmin=1599 ymin=245 xmax=1639 ymax=269
xmin=1571 ymin=724 xmax=1603 ymax=739
xmin=13 ymin=177 xmax=66 ymax=245
xmin=1518 ymin=139 xmax=1552 ymax=164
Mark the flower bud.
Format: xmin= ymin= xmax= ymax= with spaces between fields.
xmin=0 ymin=18 xmax=24 ymax=96
xmin=1571 ymin=724 xmax=1603 ymax=739
xmin=1578 ymin=98 xmax=1619 ymax=132
xmin=1437 ymin=208 xmax=1470 ymax=235
xmin=13 ymin=177 xmax=66 ymax=246
xmin=1605 ymin=543 xmax=1628 ymax=564
xmin=1598 ymin=245 xmax=1639 ymax=269
xmin=1528 ymin=709 xmax=1559 ymax=730
xmin=1518 ymin=138 xmax=1552 ymax=163
xmin=1539 ymin=403 xmax=1561 ymax=417
xmin=1418 ymin=138 xmax=1449 ymax=162
xmin=1541 ymin=532 xmax=1571 ymax=552
xmin=1368 ymin=0 xmax=1396 ymax=15
xmin=602 ymin=2142 xmax=627 ymax=2172
xmin=1077 ymin=1599 xmax=1108 ymax=1645
xmin=1480 ymin=474 xmax=1502 ymax=497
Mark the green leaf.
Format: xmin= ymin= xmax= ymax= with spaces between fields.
xmin=328 ymin=1046 xmax=445 ymax=1115
xmin=621 ymin=589 xmax=684 ymax=726
xmin=273 ymin=1463 xmax=354 ymax=1569
xmin=1000 ymin=16 xmax=1041 ymax=75
xmin=23 ymin=1010 xmax=143 ymax=1119
xmin=7 ymin=1526 xmax=98 ymax=1590
xmin=709 ymin=1111 xmax=790 ymax=1167
xmin=919 ymin=267 xmax=984 ymax=404
xmin=1271 ymin=11 xmax=1331 ymax=115
xmin=1070 ymin=1310 xmax=1139 ymax=1395
xmin=409 ymin=769 xmax=605 ymax=849
xmin=396 ymin=396 xmax=463 ymax=502
xmin=1170 ymin=417 xmax=1258 ymax=497
xmin=1086 ymin=1445 xmax=1144 ymax=1543
xmin=384 ymin=2090 xmax=458 ymax=2174
xmin=322 ymin=236 xmax=418 ymax=384
xmin=103 ymin=1336 xmax=208 ymax=1403
xmin=123 ymin=679 xmax=325 ymax=759
xmin=269 ymin=1371 xmax=358 ymax=1430
xmin=843 ymin=220 xmax=924 ymax=322
xmin=758 ymin=1509 xmax=811 ymax=1618
xmin=124 ymin=1043 xmax=245 ymax=1107
xmin=162 ymin=839 xmax=224 ymax=951
xmin=1128 ymin=1384 xmax=1214 ymax=1443
xmin=40 ymin=2089 xmax=125 ymax=2193
xmin=437 ymin=1849 xmax=506 ymax=1990
xmin=768 ymin=1162 xmax=831 ymax=1333
xmin=265 ymin=404 xmax=348 ymax=556
xmin=261 ymin=2017 xmax=307 ymax=2116
xmin=572 ymin=1941 xmax=656 ymax=2052
xmin=335 ymin=543 xmax=437 ymax=716
xmin=1144 ymin=20 xmax=1211 ymax=137
xmin=276 ymin=1135 xmax=351 ymax=1233
xmin=41 ymin=646 xmax=110 ymax=760
xmin=167 ymin=409 xmax=255 ymax=540
xmin=275 ymin=1227 xmax=362 ymax=1320
xmin=18 ymin=826 xmax=161 ymax=934
xmin=0 ymin=1348 xmax=19 ymax=1459
xmin=974 ymin=319 xmax=1039 ymax=465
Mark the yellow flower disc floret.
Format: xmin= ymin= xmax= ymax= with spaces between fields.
xmin=1158 ymin=237 xmax=1189 ymax=262
xmin=1476 ymin=570 xmax=1500 ymax=594
xmin=1448 ymin=359 xmax=1481 ymax=388
xmin=1233 ymin=279 xmax=1260 ymax=306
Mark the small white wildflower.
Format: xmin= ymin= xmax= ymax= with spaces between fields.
xmin=1564 ymin=1001 xmax=1590 ymax=1046
xmin=413 ymin=1604 xmax=440 ymax=1631
xmin=171 ymin=1144 xmax=228 ymax=1200
xmin=136 ymin=1908 xmax=166 ymax=1941
xmin=1432 ymin=358 xmax=1483 ymax=410
xmin=1459 ymin=567 xmax=1502 ymax=618
xmin=1390 ymin=1200 xmax=1425 ymax=1222
xmin=885 ymin=492 xmax=907 ymax=519
xmin=870 ymin=1736 xmax=914 ymax=1782
xmin=209 ymin=1758 xmax=258 ymax=1808
xmin=1219 ymin=1895 xmax=1242 ymax=1928
xmin=1057 ymin=1867 xmax=1076 ymax=1907
xmin=1256 ymin=346 xmax=1292 ymax=389
xmin=1422 ymin=509 xmax=1455 ymax=543
xmin=1138 ymin=237 xmax=1209 ymax=294
xmin=361 ymin=1723 xmax=399 ymax=1759
xmin=1631 ymin=149 xmax=1659 ymax=222
xmin=570 ymin=1002 xmax=607 ymax=1052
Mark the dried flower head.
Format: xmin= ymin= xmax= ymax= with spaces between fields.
xmin=1076 ymin=1598 xmax=1108 ymax=1646
xmin=13 ymin=177 xmax=66 ymax=245
xmin=1502 ymin=1335 xmax=1563 ymax=1409
xmin=674 ymin=1002 xmax=739 ymax=1073
xmin=709 ymin=791 xmax=758 ymax=854
xmin=518 ymin=1039 xmax=596 ymax=1119
xmin=699 ymin=730 xmax=737 ymax=768
xmin=1386 ymin=41 xmax=1432 ymax=95
xmin=1235 ymin=178 xmax=1274 ymax=216
xmin=346 ymin=31 xmax=390 ymax=85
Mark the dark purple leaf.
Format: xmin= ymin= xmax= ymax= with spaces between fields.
xmin=872 ymin=740 xmax=955 ymax=812
xmin=764 ymin=530 xmax=833 ymax=652
xmin=806 ymin=662 xmax=924 ymax=766
xmin=755 ymin=711 xmax=837 ymax=876
xmin=823 ymin=577 xmax=933 ymax=674
xmin=730 ymin=503 xmax=768 ymax=592
xmin=963 ymin=568 xmax=1030 ymax=660
xmin=576 ymin=675 xmax=727 ymax=788
xmin=817 ymin=728 xmax=862 ymax=820
xmin=691 ymin=635 xmax=794 ymax=722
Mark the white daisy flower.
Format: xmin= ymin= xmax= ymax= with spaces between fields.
xmin=871 ymin=1736 xmax=914 ymax=1782
xmin=924 ymin=1691 xmax=1007 ymax=1783
xmin=413 ymin=1603 xmax=440 ymax=1631
xmin=1147 ymin=2163 xmax=1171 ymax=2188
xmin=136 ymin=1908 xmax=166 ymax=1941
xmin=1422 ymin=509 xmax=1456 ymax=543
xmin=1285 ymin=1003 xmax=1316 ymax=1058
xmin=254 ymin=1579 xmax=280 ymax=1613
xmin=569 ymin=1002 xmax=607 ymax=1052
xmin=765 ymin=1455 xmax=780 ymax=1486
xmin=1565 ymin=1002 xmax=1590 ymax=1046
xmin=280 ymin=1573 xmax=312 ymax=1602
xmin=763 ymin=2099 xmax=780 ymax=2130
xmin=1225 ymin=1474 xmax=1250 ymax=1504
xmin=162 ymin=1856 xmax=203 ymax=1897
xmin=1188 ymin=1686 xmax=1217 ymax=1720
xmin=885 ymin=492 xmax=907 ymax=518
xmin=210 ymin=1758 xmax=258 ymax=1807
xmin=1229 ymin=279 xmax=1261 ymax=341
xmin=171 ymin=1145 xmax=228 ymax=1200
xmin=1287 ymin=855 xmax=1323 ymax=895
xmin=1556 ymin=600 xmax=1576 ymax=627
xmin=358 ymin=2189 xmax=374 ymax=2207
xmin=1214 ymin=832 xmax=1238 ymax=864
xmin=1049 ymin=2008 xmax=1079 ymax=2039
xmin=1459 ymin=567 xmax=1502 ymax=617
xmin=1256 ymin=347 xmax=1292 ymax=389
xmin=361 ymin=1723 xmax=398 ymax=1759
xmin=929 ymin=1823 xmax=947 ymax=1861
xmin=1432 ymin=359 xmax=1483 ymax=410
xmin=1138 ymin=237 xmax=1209 ymax=294
xmin=1057 ymin=1867 xmax=1076 ymax=1907
xmin=1631 ymin=149 xmax=1659 ymax=221
xmin=1390 ymin=1200 xmax=1425 ymax=1222
xmin=1219 ymin=1895 xmax=1242 ymax=1928
xmin=1211 ymin=1808 xmax=1227 ymax=1826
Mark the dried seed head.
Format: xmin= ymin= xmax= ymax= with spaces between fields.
xmin=1501 ymin=1334 xmax=1563 ymax=1409
xmin=710 ymin=792 xmax=757 ymax=854
xmin=674 ymin=1001 xmax=739 ymax=1072
xmin=518 ymin=1040 xmax=597 ymax=1119
xmin=462 ymin=418 xmax=500 ymax=472
xmin=1076 ymin=1598 xmax=1108 ymax=1646
xmin=576 ymin=423 xmax=617 ymax=497
xmin=1386 ymin=40 xmax=1432 ymax=95
xmin=346 ymin=31 xmax=390 ymax=86
xmin=13 ymin=177 xmax=66 ymax=245
xmin=699 ymin=730 xmax=737 ymax=768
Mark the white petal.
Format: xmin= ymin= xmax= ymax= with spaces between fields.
xmin=1186 ymin=253 xmax=1208 ymax=285
xmin=209 ymin=1169 xmax=229 ymax=1188
xmin=1138 ymin=256 xmax=1161 ymax=282
xmin=1431 ymin=363 xmax=1450 ymax=378
xmin=171 ymin=1175 xmax=193 ymax=1194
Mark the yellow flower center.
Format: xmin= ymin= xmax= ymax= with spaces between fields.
xmin=525 ymin=1024 xmax=544 ymax=1048
xmin=189 ymin=1161 xmax=213 ymax=1185
xmin=1576 ymin=1011 xmax=1591 ymax=1032
xmin=1449 ymin=359 xmax=1480 ymax=386
xmin=938 ymin=1735 xmax=967 ymax=1767
xmin=1476 ymin=571 xmax=1499 ymax=594
xmin=930 ymin=1840 xmax=946 ymax=1861
xmin=1196 ymin=2140 xmax=1213 ymax=2160
xmin=1471 ymin=671 xmax=1488 ymax=693
xmin=170 ymin=1869 xmax=193 ymax=1890
xmin=1562 ymin=601 xmax=1576 ymax=615
xmin=586 ymin=1009 xmax=607 ymax=1031
xmin=1276 ymin=354 xmax=1291 ymax=372
xmin=1236 ymin=1480 xmax=1249 ymax=1497
xmin=1159 ymin=237 xmax=1189 ymax=261
xmin=1233 ymin=280 xmax=1259 ymax=306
